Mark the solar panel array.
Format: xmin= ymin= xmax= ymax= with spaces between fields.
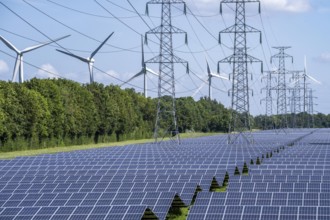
xmin=0 ymin=129 xmax=316 ymax=219
xmin=188 ymin=128 xmax=330 ymax=220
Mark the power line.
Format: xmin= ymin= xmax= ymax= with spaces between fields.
xmin=0 ymin=27 xmax=140 ymax=54
xmin=23 ymin=0 xmax=140 ymax=53
xmin=0 ymin=49 xmax=67 ymax=79
xmin=1 ymin=1 xmax=71 ymax=54
xmin=46 ymin=0 xmax=137 ymax=19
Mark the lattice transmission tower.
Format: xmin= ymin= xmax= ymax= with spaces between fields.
xmin=271 ymin=47 xmax=293 ymax=130
xmin=218 ymin=0 xmax=262 ymax=144
xmin=289 ymin=70 xmax=304 ymax=128
xmin=145 ymin=0 xmax=189 ymax=143
xmin=307 ymin=89 xmax=317 ymax=128
xmin=261 ymin=71 xmax=276 ymax=129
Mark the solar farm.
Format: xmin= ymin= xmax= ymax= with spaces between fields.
xmin=1 ymin=129 xmax=330 ymax=219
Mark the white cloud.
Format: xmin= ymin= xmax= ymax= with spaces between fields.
xmin=0 ymin=60 xmax=9 ymax=73
xmin=316 ymin=52 xmax=330 ymax=63
xmin=36 ymin=64 xmax=60 ymax=79
xmin=259 ymin=0 xmax=311 ymax=13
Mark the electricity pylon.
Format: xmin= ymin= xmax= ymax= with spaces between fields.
xmin=307 ymin=89 xmax=316 ymax=128
xmin=145 ymin=0 xmax=189 ymax=144
xmin=289 ymin=70 xmax=304 ymax=128
xmin=261 ymin=70 xmax=276 ymax=129
xmin=271 ymin=47 xmax=293 ymax=130
xmin=218 ymin=0 xmax=263 ymax=144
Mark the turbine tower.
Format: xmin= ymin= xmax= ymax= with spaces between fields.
xmin=193 ymin=60 xmax=228 ymax=100
xmin=121 ymin=35 xmax=158 ymax=98
xmin=0 ymin=35 xmax=69 ymax=83
xmin=145 ymin=0 xmax=189 ymax=143
xmin=218 ymin=0 xmax=263 ymax=144
xmin=56 ymin=32 xmax=113 ymax=84
xmin=271 ymin=47 xmax=293 ymax=130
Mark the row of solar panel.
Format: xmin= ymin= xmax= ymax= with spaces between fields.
xmin=0 ymin=205 xmax=153 ymax=220
xmin=256 ymin=160 xmax=330 ymax=165
xmin=230 ymin=175 xmax=330 ymax=183
xmin=193 ymin=191 xmax=330 ymax=206
xmin=250 ymin=169 xmax=330 ymax=175
xmin=228 ymin=182 xmax=330 ymax=192
xmin=187 ymin=205 xmax=330 ymax=220
xmin=0 ymin=168 xmax=231 ymax=176
xmin=0 ymin=177 xmax=198 ymax=196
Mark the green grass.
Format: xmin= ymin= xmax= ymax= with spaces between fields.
xmin=0 ymin=132 xmax=224 ymax=160
xmin=212 ymin=185 xmax=227 ymax=192
xmin=166 ymin=207 xmax=190 ymax=220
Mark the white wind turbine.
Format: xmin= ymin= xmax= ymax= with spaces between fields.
xmin=0 ymin=35 xmax=70 ymax=83
xmin=303 ymin=56 xmax=321 ymax=112
xmin=193 ymin=59 xmax=228 ymax=100
xmin=121 ymin=35 xmax=158 ymax=98
xmin=56 ymin=32 xmax=114 ymax=83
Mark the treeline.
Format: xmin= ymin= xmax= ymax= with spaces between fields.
xmin=0 ymin=78 xmax=230 ymax=152
xmin=254 ymin=113 xmax=330 ymax=129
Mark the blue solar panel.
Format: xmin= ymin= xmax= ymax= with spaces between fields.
xmin=1 ymin=129 xmax=330 ymax=219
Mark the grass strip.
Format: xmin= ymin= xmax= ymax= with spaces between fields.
xmin=0 ymin=132 xmax=223 ymax=160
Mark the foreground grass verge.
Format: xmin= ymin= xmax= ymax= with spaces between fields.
xmin=0 ymin=132 xmax=223 ymax=160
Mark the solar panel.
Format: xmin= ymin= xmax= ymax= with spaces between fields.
xmin=1 ymin=129 xmax=329 ymax=219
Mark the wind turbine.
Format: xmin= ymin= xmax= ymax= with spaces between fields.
xmin=303 ymin=56 xmax=321 ymax=112
xmin=0 ymin=35 xmax=70 ymax=83
xmin=56 ymin=32 xmax=114 ymax=84
xmin=193 ymin=59 xmax=228 ymax=100
xmin=121 ymin=35 xmax=158 ymax=97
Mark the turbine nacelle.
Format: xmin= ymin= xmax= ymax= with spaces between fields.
xmin=56 ymin=32 xmax=114 ymax=84
xmin=193 ymin=59 xmax=228 ymax=99
xmin=87 ymin=57 xmax=95 ymax=64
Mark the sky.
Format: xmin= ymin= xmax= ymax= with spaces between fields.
xmin=0 ymin=0 xmax=330 ymax=116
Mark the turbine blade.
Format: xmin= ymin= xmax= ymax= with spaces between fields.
xmin=22 ymin=35 xmax=70 ymax=53
xmin=212 ymin=73 xmax=229 ymax=80
xmin=206 ymin=59 xmax=211 ymax=76
xmin=121 ymin=70 xmax=144 ymax=86
xmin=205 ymin=58 xmax=229 ymax=80
xmin=146 ymin=67 xmax=158 ymax=76
xmin=306 ymin=74 xmax=321 ymax=84
xmin=56 ymin=49 xmax=89 ymax=63
xmin=90 ymin=32 xmax=114 ymax=59
xmin=193 ymin=82 xmax=206 ymax=97
xmin=0 ymin=35 xmax=19 ymax=53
